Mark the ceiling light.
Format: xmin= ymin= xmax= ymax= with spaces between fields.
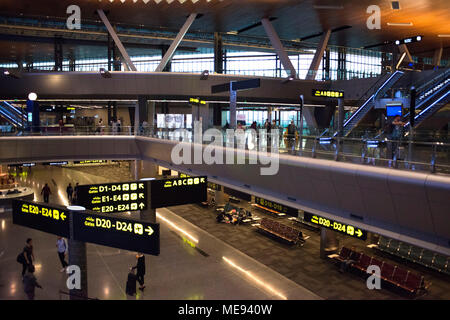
xmin=387 ymin=22 xmax=413 ymax=26
xmin=437 ymin=34 xmax=450 ymax=37
xmin=28 ymin=92 xmax=38 ymax=101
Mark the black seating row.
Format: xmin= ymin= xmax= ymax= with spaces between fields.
xmin=374 ymin=236 xmax=449 ymax=276
xmin=331 ymin=247 xmax=428 ymax=296
xmin=257 ymin=218 xmax=308 ymax=244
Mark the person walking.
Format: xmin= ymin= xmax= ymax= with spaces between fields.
xmin=286 ymin=120 xmax=297 ymax=153
xmin=21 ymin=238 xmax=34 ymax=277
xmin=72 ymin=182 xmax=79 ymax=204
xmin=41 ymin=183 xmax=51 ymax=203
xmin=23 ymin=265 xmax=42 ymax=300
xmin=66 ymin=183 xmax=73 ymax=204
xmin=132 ymin=253 xmax=146 ymax=291
xmin=56 ymin=237 xmax=68 ymax=272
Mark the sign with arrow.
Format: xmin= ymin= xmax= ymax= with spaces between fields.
xmin=303 ymin=212 xmax=367 ymax=240
xmin=72 ymin=210 xmax=160 ymax=256
xmin=12 ymin=200 xmax=70 ymax=237
xmin=77 ymin=181 xmax=148 ymax=214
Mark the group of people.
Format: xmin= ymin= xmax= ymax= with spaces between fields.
xmin=17 ymin=237 xmax=147 ymax=299
xmin=39 ymin=182 xmax=80 ymax=204
xmin=216 ymin=208 xmax=251 ymax=225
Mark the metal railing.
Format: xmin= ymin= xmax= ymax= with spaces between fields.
xmin=1 ymin=126 xmax=449 ymax=175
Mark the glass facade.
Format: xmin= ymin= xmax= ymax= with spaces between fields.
xmin=1 ymin=45 xmax=394 ymax=81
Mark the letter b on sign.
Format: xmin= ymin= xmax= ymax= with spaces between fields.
xmin=66 ymin=265 xmax=81 ymax=290
xmin=66 ymin=5 xmax=81 ymax=30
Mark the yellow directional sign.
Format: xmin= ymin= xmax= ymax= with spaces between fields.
xmin=304 ymin=212 xmax=367 ymax=240
xmin=312 ymin=89 xmax=344 ymax=99
xmin=13 ymin=200 xmax=70 ymax=237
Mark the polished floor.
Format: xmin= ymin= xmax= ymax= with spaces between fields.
xmin=0 ymin=164 xmax=319 ymax=300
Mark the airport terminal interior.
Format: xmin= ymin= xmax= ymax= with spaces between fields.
xmin=0 ymin=0 xmax=449 ymax=302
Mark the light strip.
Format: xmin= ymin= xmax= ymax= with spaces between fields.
xmin=437 ymin=34 xmax=450 ymax=37
xmin=156 ymin=212 xmax=199 ymax=243
xmin=396 ymin=52 xmax=407 ymax=69
xmin=58 ymin=189 xmax=69 ymax=207
xmin=222 ymin=256 xmax=288 ymax=300
xmin=387 ymin=22 xmax=413 ymax=26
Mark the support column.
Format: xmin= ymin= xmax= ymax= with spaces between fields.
xmin=148 ymin=102 xmax=156 ymax=134
xmin=54 ymin=37 xmax=63 ymax=71
xmin=68 ymin=209 xmax=88 ymax=300
xmin=134 ymin=101 xmax=140 ymax=135
xmin=398 ymin=44 xmax=413 ymax=63
xmin=155 ymin=13 xmax=197 ymax=72
xmin=229 ymin=84 xmax=237 ymax=129
xmin=160 ymin=46 xmax=172 ymax=72
xmin=261 ymin=18 xmax=297 ymax=78
xmin=432 ymin=47 xmax=443 ymax=67
xmin=306 ymin=29 xmax=331 ymax=80
xmin=141 ymin=181 xmax=156 ymax=224
xmin=97 ymin=9 xmax=137 ymax=71
xmin=337 ymin=98 xmax=345 ymax=137
xmin=215 ymin=187 xmax=225 ymax=206
xmin=320 ymin=228 xmax=339 ymax=259
xmin=214 ymin=32 xmax=224 ymax=74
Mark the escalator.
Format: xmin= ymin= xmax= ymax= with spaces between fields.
xmin=403 ymin=69 xmax=450 ymax=130
xmin=338 ymin=70 xmax=405 ymax=137
xmin=0 ymin=101 xmax=26 ymax=128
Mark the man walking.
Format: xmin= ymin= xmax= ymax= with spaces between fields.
xmin=132 ymin=253 xmax=146 ymax=291
xmin=23 ymin=265 xmax=42 ymax=300
xmin=56 ymin=237 xmax=68 ymax=272
xmin=41 ymin=183 xmax=51 ymax=203
xmin=66 ymin=183 xmax=73 ymax=204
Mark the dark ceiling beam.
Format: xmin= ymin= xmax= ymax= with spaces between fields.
xmin=298 ymin=25 xmax=352 ymax=42
xmin=237 ymin=17 xmax=277 ymax=34
xmin=0 ymin=33 xmax=198 ymax=52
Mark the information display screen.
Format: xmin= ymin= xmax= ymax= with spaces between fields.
xmin=254 ymin=197 xmax=298 ymax=217
xmin=386 ymin=105 xmax=403 ymax=117
xmin=312 ymin=89 xmax=344 ymax=99
xmin=150 ymin=176 xmax=207 ymax=209
xmin=77 ymin=181 xmax=147 ymax=214
xmin=72 ymin=211 xmax=160 ymax=256
xmin=12 ymin=200 xmax=70 ymax=237
xmin=303 ymin=212 xmax=367 ymax=240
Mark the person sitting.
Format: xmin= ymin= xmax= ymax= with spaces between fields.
xmin=216 ymin=212 xmax=225 ymax=223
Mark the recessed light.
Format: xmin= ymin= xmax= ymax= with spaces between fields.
xmin=387 ymin=22 xmax=413 ymax=26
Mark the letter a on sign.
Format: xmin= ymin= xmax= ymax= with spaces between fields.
xmin=66 ymin=5 xmax=81 ymax=30
xmin=66 ymin=265 xmax=81 ymax=290
xmin=366 ymin=265 xmax=381 ymax=290
xmin=366 ymin=5 xmax=381 ymax=30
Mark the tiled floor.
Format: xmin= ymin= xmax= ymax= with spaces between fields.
xmin=0 ymin=164 xmax=319 ymax=300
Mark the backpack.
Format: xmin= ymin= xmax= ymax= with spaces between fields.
xmin=17 ymin=252 xmax=26 ymax=264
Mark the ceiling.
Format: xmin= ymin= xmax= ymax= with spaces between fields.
xmin=0 ymin=0 xmax=448 ymax=63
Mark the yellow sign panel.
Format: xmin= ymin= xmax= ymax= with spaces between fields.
xmin=305 ymin=212 xmax=366 ymax=240
xmin=163 ymin=177 xmax=206 ymax=188
xmin=21 ymin=203 xmax=67 ymax=221
xmin=312 ymin=89 xmax=344 ymax=98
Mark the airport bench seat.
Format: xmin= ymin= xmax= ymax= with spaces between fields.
xmin=257 ymin=218 xmax=307 ymax=244
xmin=332 ymin=247 xmax=427 ymax=296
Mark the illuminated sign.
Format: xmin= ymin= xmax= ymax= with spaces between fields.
xmin=303 ymin=212 xmax=367 ymax=240
xmin=312 ymin=89 xmax=344 ymax=99
xmin=12 ymin=200 xmax=70 ymax=237
xmin=74 ymin=160 xmax=107 ymax=165
xmin=178 ymin=172 xmax=191 ymax=178
xmin=189 ymin=97 xmax=206 ymax=105
xmin=150 ymin=176 xmax=207 ymax=209
xmin=43 ymin=161 xmax=68 ymax=166
xmin=254 ymin=197 xmax=298 ymax=217
xmin=77 ymin=181 xmax=147 ymax=214
xmin=72 ymin=211 xmax=160 ymax=256
xmin=207 ymin=182 xmax=221 ymax=191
